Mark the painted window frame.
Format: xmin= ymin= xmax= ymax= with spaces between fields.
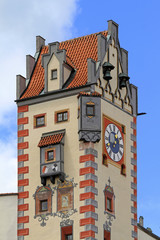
xmin=104 ymin=186 xmax=115 ymax=215
xmin=34 ymin=186 xmax=52 ymax=216
xmin=86 ymin=103 xmax=95 ymax=117
xmin=55 ymin=109 xmax=69 ymax=123
xmin=104 ymin=229 xmax=111 ymax=240
xmin=45 ymin=147 xmax=56 ymax=163
xmin=61 ymin=226 xmax=73 ymax=240
xmin=34 ymin=113 xmax=46 ymax=128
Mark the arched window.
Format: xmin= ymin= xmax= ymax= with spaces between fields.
xmin=104 ymin=183 xmax=115 ymax=215
xmin=34 ymin=186 xmax=53 ymax=216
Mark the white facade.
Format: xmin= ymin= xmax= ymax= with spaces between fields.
xmin=0 ymin=193 xmax=18 ymax=240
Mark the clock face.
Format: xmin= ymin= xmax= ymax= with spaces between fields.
xmin=105 ymin=123 xmax=124 ymax=162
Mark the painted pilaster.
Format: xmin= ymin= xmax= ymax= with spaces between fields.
xmin=79 ymin=144 xmax=98 ymax=240
xmin=130 ymin=116 xmax=138 ymax=240
xmin=17 ymin=105 xmax=29 ymax=239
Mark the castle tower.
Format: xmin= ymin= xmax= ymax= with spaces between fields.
xmin=16 ymin=20 xmax=138 ymax=240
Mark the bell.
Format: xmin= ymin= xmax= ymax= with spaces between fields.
xmin=102 ymin=62 xmax=115 ymax=81
xmin=119 ymin=73 xmax=130 ymax=89
xmin=103 ymin=71 xmax=112 ymax=81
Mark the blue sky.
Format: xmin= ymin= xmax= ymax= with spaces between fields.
xmin=0 ymin=0 xmax=160 ymax=236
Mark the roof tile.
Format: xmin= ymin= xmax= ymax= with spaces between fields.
xmin=21 ymin=31 xmax=108 ymax=99
xmin=38 ymin=132 xmax=64 ymax=147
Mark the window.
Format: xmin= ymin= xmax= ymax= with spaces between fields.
xmin=34 ymin=114 xmax=46 ymax=128
xmin=65 ymin=234 xmax=73 ymax=240
xmin=45 ymin=148 xmax=56 ymax=163
xmin=86 ymin=102 xmax=95 ymax=117
xmin=40 ymin=200 xmax=48 ymax=212
xmin=51 ymin=69 xmax=57 ymax=79
xmin=61 ymin=226 xmax=73 ymax=240
xmin=34 ymin=186 xmax=52 ymax=216
xmin=48 ymin=150 xmax=54 ymax=161
xmin=55 ymin=110 xmax=69 ymax=123
xmin=57 ymin=112 xmax=68 ymax=122
xmin=104 ymin=184 xmax=115 ymax=214
xmin=107 ymin=198 xmax=112 ymax=211
xmin=36 ymin=116 xmax=45 ymax=127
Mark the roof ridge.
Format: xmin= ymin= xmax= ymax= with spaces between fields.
xmin=60 ymin=30 xmax=108 ymax=44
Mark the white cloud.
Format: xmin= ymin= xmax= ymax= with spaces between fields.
xmin=0 ymin=0 xmax=79 ymax=121
xmin=0 ymin=0 xmax=79 ymax=192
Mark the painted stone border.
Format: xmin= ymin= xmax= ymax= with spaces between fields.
xmin=130 ymin=117 xmax=138 ymax=240
xmin=17 ymin=105 xmax=29 ymax=240
xmin=79 ymin=146 xmax=98 ymax=240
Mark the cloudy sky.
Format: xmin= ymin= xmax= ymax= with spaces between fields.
xmin=0 ymin=0 xmax=160 ymax=236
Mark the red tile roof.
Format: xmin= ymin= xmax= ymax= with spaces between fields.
xmin=38 ymin=132 xmax=64 ymax=147
xmin=21 ymin=31 xmax=108 ymax=99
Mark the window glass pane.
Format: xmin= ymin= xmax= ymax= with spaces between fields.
xmin=65 ymin=234 xmax=73 ymax=240
xmin=57 ymin=113 xmax=63 ymax=122
xmin=52 ymin=70 xmax=57 ymax=79
xmin=41 ymin=200 xmax=48 ymax=211
xmin=63 ymin=112 xmax=68 ymax=121
xmin=107 ymin=198 xmax=111 ymax=211
xmin=36 ymin=116 xmax=44 ymax=126
xmin=86 ymin=105 xmax=95 ymax=116
xmin=47 ymin=150 xmax=54 ymax=161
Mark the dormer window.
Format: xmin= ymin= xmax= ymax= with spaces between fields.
xmin=51 ymin=69 xmax=57 ymax=80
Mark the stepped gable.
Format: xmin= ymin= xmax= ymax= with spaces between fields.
xmin=21 ymin=31 xmax=108 ymax=99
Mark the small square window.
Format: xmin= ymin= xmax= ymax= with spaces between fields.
xmin=34 ymin=114 xmax=46 ymax=128
xmin=51 ymin=69 xmax=57 ymax=80
xmin=36 ymin=116 xmax=45 ymax=127
xmin=47 ymin=150 xmax=54 ymax=161
xmin=56 ymin=111 xmax=68 ymax=123
xmin=40 ymin=200 xmax=48 ymax=212
xmin=45 ymin=148 xmax=56 ymax=163
xmin=86 ymin=104 xmax=95 ymax=117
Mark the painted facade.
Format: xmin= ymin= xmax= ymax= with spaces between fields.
xmin=16 ymin=20 xmax=138 ymax=240
xmin=0 ymin=193 xmax=18 ymax=240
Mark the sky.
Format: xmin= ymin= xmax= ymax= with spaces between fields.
xmin=0 ymin=0 xmax=160 ymax=236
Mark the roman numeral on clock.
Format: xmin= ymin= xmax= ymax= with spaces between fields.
xmin=119 ymin=150 xmax=123 ymax=157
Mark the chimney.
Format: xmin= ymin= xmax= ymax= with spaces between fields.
xmin=16 ymin=75 xmax=26 ymax=99
xmin=139 ymin=216 xmax=144 ymax=227
xmin=36 ymin=36 xmax=45 ymax=53
xmin=26 ymin=55 xmax=35 ymax=80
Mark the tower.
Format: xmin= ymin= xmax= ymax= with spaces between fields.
xmin=16 ymin=20 xmax=138 ymax=240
